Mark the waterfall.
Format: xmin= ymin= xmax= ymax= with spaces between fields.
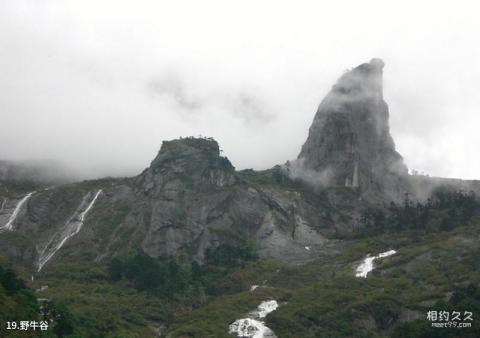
xmin=37 ymin=189 xmax=102 ymax=271
xmin=229 ymin=300 xmax=279 ymax=338
xmin=355 ymin=249 xmax=396 ymax=278
xmin=0 ymin=192 xmax=35 ymax=231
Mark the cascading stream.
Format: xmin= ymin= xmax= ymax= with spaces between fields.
xmin=0 ymin=192 xmax=35 ymax=231
xmin=229 ymin=300 xmax=279 ymax=338
xmin=37 ymin=189 xmax=102 ymax=271
xmin=355 ymin=249 xmax=396 ymax=278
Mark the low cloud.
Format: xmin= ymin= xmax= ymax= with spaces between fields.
xmin=147 ymin=74 xmax=202 ymax=112
xmin=1 ymin=1 xmax=480 ymax=180
xmin=230 ymin=92 xmax=275 ymax=126
xmin=282 ymin=158 xmax=333 ymax=188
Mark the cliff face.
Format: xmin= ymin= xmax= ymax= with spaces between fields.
xmin=137 ymin=137 xmax=237 ymax=196
xmin=2 ymin=59 xmax=479 ymax=274
xmin=133 ymin=137 xmax=331 ymax=263
xmin=294 ymin=59 xmax=409 ymax=200
xmin=3 ymin=59 xmax=480 ymax=338
xmin=0 ymin=137 xmax=336 ymax=271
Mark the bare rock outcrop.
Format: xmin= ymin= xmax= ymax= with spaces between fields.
xmin=291 ymin=59 xmax=409 ymax=201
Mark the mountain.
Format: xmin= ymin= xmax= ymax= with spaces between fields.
xmin=0 ymin=136 xmax=340 ymax=269
xmin=1 ymin=59 xmax=479 ymax=338
xmin=292 ymin=59 xmax=409 ymax=201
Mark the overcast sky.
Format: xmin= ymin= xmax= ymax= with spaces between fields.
xmin=1 ymin=0 xmax=479 ymax=180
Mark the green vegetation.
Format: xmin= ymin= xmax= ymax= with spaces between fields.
xmin=359 ymin=189 xmax=478 ymax=236
xmin=1 ymin=186 xmax=479 ymax=337
xmin=0 ymin=263 xmax=73 ymax=338
xmin=164 ymin=219 xmax=480 ymax=337
xmin=20 ymin=241 xmax=259 ymax=337
xmin=0 ymin=179 xmax=42 ymax=197
xmin=0 ymin=264 xmax=40 ymax=337
xmin=2 ymin=216 xmax=480 ymax=337
xmin=106 ymin=240 xmax=258 ymax=298
xmin=392 ymin=284 xmax=480 ymax=337
xmin=34 ymin=260 xmax=167 ymax=338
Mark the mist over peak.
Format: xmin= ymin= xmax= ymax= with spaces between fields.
xmin=1 ymin=2 xmax=480 ymax=180
xmin=285 ymin=59 xmax=408 ymax=200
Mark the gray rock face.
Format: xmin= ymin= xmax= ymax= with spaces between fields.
xmin=134 ymin=137 xmax=328 ymax=263
xmin=3 ymin=59 xmax=478 ymax=273
xmin=138 ymin=137 xmax=237 ymax=195
xmin=294 ymin=59 xmax=409 ymax=200
xmin=0 ymin=137 xmax=336 ymax=270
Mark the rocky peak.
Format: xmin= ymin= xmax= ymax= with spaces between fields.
xmin=293 ymin=59 xmax=408 ymax=198
xmin=139 ymin=137 xmax=236 ymax=193
xmin=150 ymin=137 xmax=226 ymax=169
xmin=332 ymin=57 xmax=385 ymax=102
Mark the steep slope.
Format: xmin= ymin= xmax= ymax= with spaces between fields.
xmin=1 ymin=59 xmax=479 ymax=273
xmin=288 ymin=59 xmax=409 ymax=201
xmin=0 ymin=137 xmax=338 ymax=272
xmin=133 ymin=137 xmax=335 ymax=263
xmin=1 ymin=58 xmax=480 ymax=337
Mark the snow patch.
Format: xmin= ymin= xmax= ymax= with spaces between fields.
xmin=1 ymin=192 xmax=34 ymax=231
xmin=37 ymin=190 xmax=102 ymax=271
xmin=355 ymin=249 xmax=396 ymax=278
xmin=229 ymin=300 xmax=279 ymax=338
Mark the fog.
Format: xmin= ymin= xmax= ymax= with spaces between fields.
xmin=1 ymin=0 xmax=479 ymax=180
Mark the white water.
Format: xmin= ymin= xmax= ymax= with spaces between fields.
xmin=355 ymin=249 xmax=396 ymax=278
xmin=1 ymin=192 xmax=34 ymax=231
xmin=37 ymin=190 xmax=102 ymax=271
xmin=256 ymin=300 xmax=279 ymax=318
xmin=229 ymin=300 xmax=279 ymax=338
xmin=229 ymin=319 xmax=275 ymax=338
